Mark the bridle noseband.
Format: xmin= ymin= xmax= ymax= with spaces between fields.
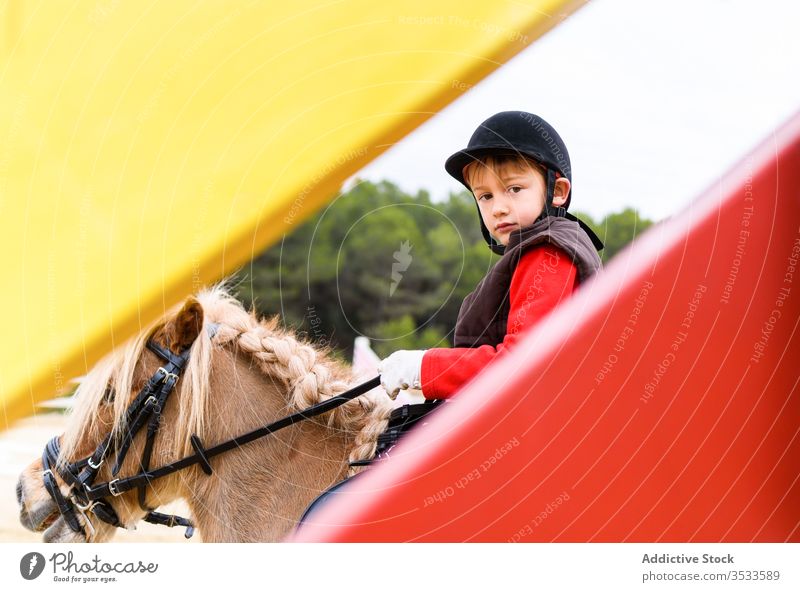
xmin=41 ymin=326 xmax=380 ymax=539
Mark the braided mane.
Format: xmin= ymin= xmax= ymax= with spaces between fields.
xmin=60 ymin=285 xmax=392 ymax=476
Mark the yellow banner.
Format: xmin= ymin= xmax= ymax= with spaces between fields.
xmin=0 ymin=0 xmax=583 ymax=428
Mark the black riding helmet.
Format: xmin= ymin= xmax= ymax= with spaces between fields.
xmin=445 ymin=111 xmax=603 ymax=255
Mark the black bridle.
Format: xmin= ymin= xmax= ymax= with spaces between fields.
xmin=41 ymin=329 xmax=381 ymax=539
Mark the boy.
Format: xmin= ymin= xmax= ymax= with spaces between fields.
xmin=379 ymin=111 xmax=604 ymax=399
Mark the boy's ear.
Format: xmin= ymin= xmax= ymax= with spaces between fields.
xmin=165 ymin=296 xmax=204 ymax=352
xmin=552 ymin=177 xmax=571 ymax=207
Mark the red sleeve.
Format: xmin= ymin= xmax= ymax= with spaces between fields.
xmin=420 ymin=245 xmax=577 ymax=399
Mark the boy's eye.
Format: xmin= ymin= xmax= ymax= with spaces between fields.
xmin=478 ymin=193 xmax=492 ymax=201
xmin=508 ymin=186 xmax=522 ymax=194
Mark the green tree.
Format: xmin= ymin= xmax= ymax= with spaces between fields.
xmin=367 ymin=314 xmax=449 ymax=358
xmin=573 ymin=208 xmax=654 ymax=262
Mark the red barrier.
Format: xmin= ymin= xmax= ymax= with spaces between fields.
xmin=293 ymin=112 xmax=800 ymax=542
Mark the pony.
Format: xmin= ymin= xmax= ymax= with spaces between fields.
xmin=16 ymin=286 xmax=394 ymax=542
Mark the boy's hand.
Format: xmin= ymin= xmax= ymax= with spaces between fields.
xmin=377 ymin=350 xmax=425 ymax=399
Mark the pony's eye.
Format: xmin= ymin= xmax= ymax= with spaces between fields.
xmin=102 ymin=385 xmax=116 ymax=404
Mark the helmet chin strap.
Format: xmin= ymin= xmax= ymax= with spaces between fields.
xmin=542 ymin=168 xmax=567 ymax=219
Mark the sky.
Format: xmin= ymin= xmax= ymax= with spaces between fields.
xmin=345 ymin=0 xmax=800 ymax=222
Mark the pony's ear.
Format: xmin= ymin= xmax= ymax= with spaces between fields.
xmin=166 ymin=296 xmax=204 ymax=352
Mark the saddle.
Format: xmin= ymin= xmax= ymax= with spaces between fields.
xmin=349 ymin=398 xmax=445 ymax=467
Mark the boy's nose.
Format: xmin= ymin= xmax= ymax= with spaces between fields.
xmin=493 ymin=198 xmax=510 ymax=215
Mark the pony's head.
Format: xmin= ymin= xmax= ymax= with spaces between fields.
xmin=17 ymin=287 xmax=391 ymax=542
xmin=17 ymin=292 xmax=213 ymax=542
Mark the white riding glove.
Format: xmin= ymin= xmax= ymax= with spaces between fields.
xmin=377 ymin=350 xmax=425 ymax=399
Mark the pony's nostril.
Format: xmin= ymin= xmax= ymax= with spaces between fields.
xmin=16 ymin=479 xmax=24 ymax=505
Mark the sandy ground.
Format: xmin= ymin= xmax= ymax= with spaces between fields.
xmin=0 ymin=412 xmax=197 ymax=543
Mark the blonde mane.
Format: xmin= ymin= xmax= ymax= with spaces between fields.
xmin=59 ymin=285 xmax=392 ymax=477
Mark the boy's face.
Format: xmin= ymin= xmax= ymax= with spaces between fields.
xmin=465 ymin=159 xmax=569 ymax=246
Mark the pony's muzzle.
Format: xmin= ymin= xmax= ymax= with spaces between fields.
xmin=17 ymin=473 xmax=60 ymax=532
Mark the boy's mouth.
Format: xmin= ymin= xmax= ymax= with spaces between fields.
xmin=496 ymin=222 xmax=516 ymax=231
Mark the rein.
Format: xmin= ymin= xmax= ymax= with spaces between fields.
xmin=41 ymin=329 xmax=381 ymax=539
